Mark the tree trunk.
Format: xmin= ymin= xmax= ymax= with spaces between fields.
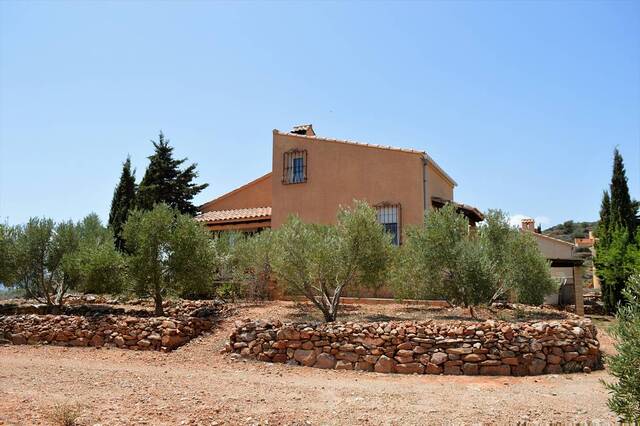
xmin=469 ymin=305 xmax=476 ymax=319
xmin=322 ymin=310 xmax=335 ymax=322
xmin=153 ymin=292 xmax=164 ymax=317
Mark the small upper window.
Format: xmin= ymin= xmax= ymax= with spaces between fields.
xmin=283 ymin=150 xmax=307 ymax=184
xmin=376 ymin=204 xmax=400 ymax=245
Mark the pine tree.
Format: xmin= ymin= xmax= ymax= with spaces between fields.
xmin=609 ymin=148 xmax=637 ymax=235
xmin=137 ymin=132 xmax=208 ymax=216
xmin=108 ymin=157 xmax=137 ymax=251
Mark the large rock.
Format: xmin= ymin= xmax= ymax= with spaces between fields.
xmin=528 ymin=359 xmax=546 ymax=375
xmin=424 ymin=362 xmax=442 ymax=374
xmin=444 ymin=365 xmax=462 ymax=375
xmin=480 ymin=365 xmax=511 ymax=376
xmin=10 ymin=333 xmax=26 ymax=345
xmin=355 ymin=361 xmax=374 ymax=372
xmin=463 ymin=353 xmax=485 ymax=362
xmin=276 ymin=327 xmax=300 ymax=341
xmin=462 ymin=363 xmax=479 ymax=375
xmin=294 ymin=349 xmax=317 ymax=367
xmin=314 ymin=353 xmax=336 ymax=369
xmin=374 ymin=355 xmax=396 ymax=373
xmin=446 ymin=347 xmax=472 ymax=355
xmin=430 ymin=352 xmax=448 ymax=365
xmin=336 ymin=351 xmax=359 ymax=363
xmin=335 ymin=360 xmax=353 ymax=370
xmin=395 ymin=363 xmax=424 ymax=374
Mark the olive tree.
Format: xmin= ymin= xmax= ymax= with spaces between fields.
xmin=0 ymin=223 xmax=18 ymax=286
xmin=393 ymin=204 xmax=494 ymax=314
xmin=604 ymin=271 xmax=640 ymax=421
xmin=0 ymin=215 xmax=125 ymax=307
xmin=271 ymin=201 xmax=393 ymax=322
xmin=394 ymin=205 xmax=556 ymax=313
xmin=71 ymin=214 xmax=128 ymax=295
xmin=232 ymin=229 xmax=274 ymax=300
xmin=480 ymin=210 xmax=556 ymax=305
xmin=123 ymin=203 xmax=215 ymax=315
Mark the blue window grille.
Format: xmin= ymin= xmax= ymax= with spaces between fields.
xmin=292 ymin=157 xmax=304 ymax=183
xmin=376 ymin=204 xmax=400 ymax=245
xmin=283 ymin=149 xmax=307 ymax=184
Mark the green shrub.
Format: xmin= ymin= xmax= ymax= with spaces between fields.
xmin=604 ymin=272 xmax=640 ymax=421
xmin=0 ymin=215 xmax=125 ymax=306
xmin=393 ymin=206 xmax=556 ymax=311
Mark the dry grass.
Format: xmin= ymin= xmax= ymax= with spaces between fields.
xmin=49 ymin=403 xmax=82 ymax=426
xmin=271 ymin=300 xmax=572 ymax=324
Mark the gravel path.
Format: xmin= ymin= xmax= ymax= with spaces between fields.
xmin=0 ymin=302 xmax=618 ymax=425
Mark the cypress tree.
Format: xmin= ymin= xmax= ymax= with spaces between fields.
xmin=596 ymin=148 xmax=639 ymax=313
xmin=108 ymin=157 xmax=137 ymax=251
xmin=137 ymin=132 xmax=209 ymax=216
xmin=609 ymin=148 xmax=637 ymax=235
xmin=597 ymin=191 xmax=611 ymax=247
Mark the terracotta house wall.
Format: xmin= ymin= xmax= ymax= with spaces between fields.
xmin=271 ymin=131 xmax=439 ymax=230
xmin=427 ymin=163 xmax=454 ymax=203
xmin=533 ymin=235 xmax=575 ymax=259
xmin=201 ymin=173 xmax=272 ymax=212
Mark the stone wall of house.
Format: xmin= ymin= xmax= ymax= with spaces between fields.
xmin=227 ymin=318 xmax=601 ymax=375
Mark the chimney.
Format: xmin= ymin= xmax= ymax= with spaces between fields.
xmin=290 ymin=124 xmax=315 ymax=136
xmin=521 ymin=218 xmax=535 ymax=232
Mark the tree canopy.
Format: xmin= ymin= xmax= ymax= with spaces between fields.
xmin=596 ymin=148 xmax=639 ymax=313
xmin=393 ymin=205 xmax=556 ymax=312
xmin=271 ymin=201 xmax=393 ymax=322
xmin=604 ymin=269 xmax=640 ymax=421
xmin=123 ymin=203 xmax=215 ymax=315
xmin=0 ymin=215 xmax=125 ymax=308
xmin=137 ymin=132 xmax=208 ymax=216
xmin=108 ymin=156 xmax=137 ymax=251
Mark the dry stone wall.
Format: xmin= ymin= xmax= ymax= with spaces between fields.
xmin=0 ymin=301 xmax=224 ymax=351
xmin=0 ymin=314 xmax=213 ymax=351
xmin=227 ymin=318 xmax=602 ymax=376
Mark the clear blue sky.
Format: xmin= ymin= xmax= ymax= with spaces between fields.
xmin=1 ymin=1 xmax=638 ymax=228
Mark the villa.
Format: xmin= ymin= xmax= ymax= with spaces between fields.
xmin=195 ymin=124 xmax=483 ymax=243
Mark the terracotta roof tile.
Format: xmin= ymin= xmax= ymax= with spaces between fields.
xmin=195 ymin=207 xmax=271 ymax=223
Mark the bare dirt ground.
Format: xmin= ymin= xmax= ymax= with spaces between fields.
xmin=0 ymin=301 xmax=619 ymax=425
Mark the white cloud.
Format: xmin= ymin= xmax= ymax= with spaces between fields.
xmin=509 ymin=214 xmax=530 ymax=228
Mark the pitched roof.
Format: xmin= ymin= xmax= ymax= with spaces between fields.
xmin=528 ymin=231 xmax=576 ymax=247
xmin=274 ymin=129 xmax=457 ymax=186
xmin=199 ymin=172 xmax=271 ymax=211
xmin=431 ymin=196 xmax=484 ymax=222
xmin=195 ymin=207 xmax=271 ymax=223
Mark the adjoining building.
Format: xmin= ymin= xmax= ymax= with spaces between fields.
xmin=520 ymin=218 xmax=585 ymax=315
xmin=196 ymin=124 xmax=483 ymax=241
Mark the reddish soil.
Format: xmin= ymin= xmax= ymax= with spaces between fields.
xmin=0 ymin=301 xmax=618 ymax=425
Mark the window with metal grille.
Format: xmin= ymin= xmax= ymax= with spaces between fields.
xmin=282 ymin=150 xmax=307 ymax=184
xmin=376 ymin=204 xmax=401 ymax=245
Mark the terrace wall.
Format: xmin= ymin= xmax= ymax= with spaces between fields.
xmin=227 ymin=318 xmax=601 ymax=376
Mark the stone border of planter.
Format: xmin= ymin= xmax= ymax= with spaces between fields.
xmin=226 ymin=318 xmax=602 ymax=376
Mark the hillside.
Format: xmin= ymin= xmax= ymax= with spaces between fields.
xmin=543 ymin=220 xmax=598 ymax=243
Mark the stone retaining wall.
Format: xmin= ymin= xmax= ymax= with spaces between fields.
xmin=0 ymin=300 xmax=225 ymax=351
xmin=227 ymin=318 xmax=602 ymax=375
